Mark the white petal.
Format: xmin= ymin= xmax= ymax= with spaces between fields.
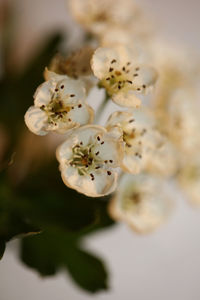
xmin=55 ymin=77 xmax=86 ymax=105
xmin=61 ymin=165 xmax=118 ymax=197
xmin=91 ymin=47 xmax=122 ymax=79
xmin=24 ymin=106 xmax=48 ymax=136
xmin=56 ymin=135 xmax=78 ymax=163
xmin=66 ymin=125 xmax=107 ymax=147
xmin=67 ymin=103 xmax=94 ymax=125
xmin=34 ymin=81 xmax=54 ymax=107
xmin=121 ymin=153 xmax=144 ymax=174
xmin=112 ymin=90 xmax=141 ymax=108
xmin=92 ymin=137 xmax=123 ymax=167
xmin=109 ymin=173 xmax=173 ymax=233
xmin=131 ymin=65 xmax=158 ymax=91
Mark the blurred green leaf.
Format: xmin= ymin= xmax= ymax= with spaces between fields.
xmin=0 ymin=33 xmax=62 ymax=134
xmin=0 ymin=240 xmax=5 ymax=260
xmin=0 ymin=31 xmax=115 ymax=292
xmin=21 ymin=229 xmax=108 ymax=292
xmin=66 ymin=247 xmax=108 ymax=292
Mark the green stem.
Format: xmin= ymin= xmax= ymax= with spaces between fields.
xmin=95 ymin=91 xmax=110 ymax=123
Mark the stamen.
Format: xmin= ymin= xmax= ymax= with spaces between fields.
xmin=55 ymin=88 xmax=58 ymax=92
xmin=115 ymin=71 xmax=121 ymax=76
xmin=95 ymin=151 xmax=99 ymax=155
xmin=104 ymin=160 xmax=108 ymax=163
xmin=101 ymin=141 xmax=104 ymax=145
xmin=61 ymin=85 xmax=64 ymax=89
xmin=97 ymin=136 xmax=100 ymax=141
xmin=133 ymin=73 xmax=138 ymax=77
xmin=78 ymin=104 xmax=82 ymax=108
xmin=107 ymin=171 xmax=112 ymax=175
xmin=70 ymin=94 xmax=75 ymax=97
xmin=111 ymin=59 xmax=116 ymax=64
xmin=109 ymin=67 xmax=114 ymax=72
xmin=109 ymin=160 xmax=113 ymax=163
xmin=129 ymin=119 xmax=135 ymax=123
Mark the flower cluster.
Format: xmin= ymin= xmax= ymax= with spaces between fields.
xmin=24 ymin=0 xmax=200 ymax=234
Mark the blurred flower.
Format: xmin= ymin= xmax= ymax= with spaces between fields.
xmin=109 ymin=173 xmax=173 ymax=233
xmin=106 ymin=109 xmax=177 ymax=176
xmin=155 ymin=87 xmax=200 ymax=156
xmin=69 ymin=0 xmax=139 ymax=36
xmin=91 ymin=46 xmax=157 ymax=108
xmin=49 ymin=47 xmax=97 ymax=93
xmin=24 ymin=70 xmax=94 ymax=135
xmin=56 ymin=125 xmax=123 ymax=197
xmin=178 ymin=159 xmax=200 ymax=206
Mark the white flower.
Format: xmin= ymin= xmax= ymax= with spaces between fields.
xmin=24 ymin=71 xmax=94 ymax=135
xmin=91 ymin=46 xmax=158 ymax=108
xmin=56 ymin=125 xmax=124 ymax=197
xmin=160 ymin=89 xmax=200 ymax=156
xmin=178 ymin=159 xmax=200 ymax=206
xmin=106 ymin=109 xmax=176 ymax=176
xmin=109 ymin=173 xmax=173 ymax=234
xmin=69 ymin=0 xmax=139 ymax=36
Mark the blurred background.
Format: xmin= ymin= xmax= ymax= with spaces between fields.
xmin=1 ymin=0 xmax=200 ymax=299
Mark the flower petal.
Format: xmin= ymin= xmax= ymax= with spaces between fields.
xmin=109 ymin=173 xmax=173 ymax=233
xmin=112 ymin=90 xmax=141 ymax=108
xmin=67 ymin=103 xmax=94 ymax=126
xmin=24 ymin=106 xmax=48 ymax=136
xmin=34 ymin=81 xmax=54 ymax=107
xmin=61 ymin=166 xmax=118 ymax=197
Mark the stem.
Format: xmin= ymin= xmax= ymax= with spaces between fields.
xmin=95 ymin=91 xmax=110 ymax=123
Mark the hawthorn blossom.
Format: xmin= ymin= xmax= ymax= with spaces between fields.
xmin=106 ymin=109 xmax=177 ymax=176
xmin=69 ymin=0 xmax=139 ymax=36
xmin=109 ymin=173 xmax=173 ymax=234
xmin=56 ymin=125 xmax=123 ymax=197
xmin=178 ymin=159 xmax=200 ymax=206
xmin=24 ymin=71 xmax=94 ymax=135
xmin=91 ymin=46 xmax=158 ymax=108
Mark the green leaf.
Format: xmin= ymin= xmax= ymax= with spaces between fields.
xmin=21 ymin=229 xmax=108 ymax=292
xmin=66 ymin=247 xmax=108 ymax=293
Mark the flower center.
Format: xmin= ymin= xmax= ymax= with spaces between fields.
xmin=102 ymin=60 xmax=145 ymax=95
xmin=68 ymin=136 xmax=114 ymax=180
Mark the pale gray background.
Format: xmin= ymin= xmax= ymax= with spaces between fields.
xmin=1 ymin=0 xmax=200 ymax=299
